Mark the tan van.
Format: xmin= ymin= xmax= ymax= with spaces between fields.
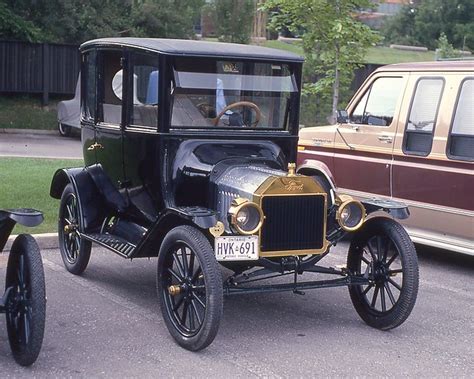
xmin=297 ymin=61 xmax=473 ymax=255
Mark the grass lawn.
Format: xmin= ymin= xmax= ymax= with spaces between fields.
xmin=0 ymin=96 xmax=59 ymax=130
xmin=263 ymin=40 xmax=436 ymax=64
xmin=0 ymin=157 xmax=83 ymax=234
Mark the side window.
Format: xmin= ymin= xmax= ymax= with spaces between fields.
xmin=83 ymin=50 xmax=96 ymax=121
xmin=351 ymin=77 xmax=404 ymax=126
xmin=403 ymin=78 xmax=444 ymax=156
xmin=130 ymin=53 xmax=159 ymax=128
xmin=448 ymin=78 xmax=474 ymax=161
xmin=98 ymin=50 xmax=123 ymax=125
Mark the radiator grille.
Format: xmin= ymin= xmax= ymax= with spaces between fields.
xmin=261 ymin=195 xmax=325 ymax=252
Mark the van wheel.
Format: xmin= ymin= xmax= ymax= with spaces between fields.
xmin=58 ymin=122 xmax=71 ymax=137
xmin=58 ymin=184 xmax=91 ymax=275
xmin=347 ymin=217 xmax=419 ymax=330
xmin=157 ymin=226 xmax=223 ymax=351
xmin=5 ymin=234 xmax=46 ymax=366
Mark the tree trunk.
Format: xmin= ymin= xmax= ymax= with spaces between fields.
xmin=331 ymin=42 xmax=340 ymax=124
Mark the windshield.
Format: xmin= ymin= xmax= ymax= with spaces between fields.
xmin=171 ymin=58 xmax=297 ymax=130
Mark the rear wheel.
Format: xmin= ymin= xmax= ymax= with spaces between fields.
xmin=58 ymin=184 xmax=91 ymax=275
xmin=5 ymin=234 xmax=46 ymax=366
xmin=157 ymin=226 xmax=223 ymax=351
xmin=347 ymin=217 xmax=418 ymax=330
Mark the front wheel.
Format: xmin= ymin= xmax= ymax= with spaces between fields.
xmin=157 ymin=226 xmax=223 ymax=351
xmin=5 ymin=234 xmax=46 ymax=366
xmin=58 ymin=183 xmax=92 ymax=275
xmin=347 ymin=217 xmax=418 ymax=330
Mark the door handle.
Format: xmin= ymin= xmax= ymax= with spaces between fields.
xmin=87 ymin=142 xmax=104 ymax=151
xmin=378 ymin=136 xmax=393 ymax=144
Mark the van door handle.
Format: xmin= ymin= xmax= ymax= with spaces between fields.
xmin=87 ymin=142 xmax=104 ymax=151
xmin=378 ymin=136 xmax=393 ymax=144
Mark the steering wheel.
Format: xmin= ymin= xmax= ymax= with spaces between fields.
xmin=213 ymin=101 xmax=262 ymax=127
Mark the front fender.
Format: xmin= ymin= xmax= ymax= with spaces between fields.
xmin=297 ymin=159 xmax=336 ymax=190
xmin=132 ymin=207 xmax=217 ymax=258
xmin=362 ymin=198 xmax=410 ymax=220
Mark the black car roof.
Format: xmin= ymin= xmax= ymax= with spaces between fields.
xmin=80 ymin=38 xmax=304 ymax=62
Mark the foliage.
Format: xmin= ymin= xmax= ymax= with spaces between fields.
xmin=131 ymin=0 xmax=204 ymax=39
xmin=383 ymin=0 xmax=474 ymax=51
xmin=0 ymin=0 xmax=203 ymax=44
xmin=437 ymin=33 xmax=461 ymax=59
xmin=0 ymin=157 xmax=84 ymax=234
xmin=0 ymin=2 xmax=44 ymax=42
xmin=214 ymin=0 xmax=254 ymax=44
xmin=265 ymin=0 xmax=379 ymax=122
xmin=0 ymin=96 xmax=58 ymax=130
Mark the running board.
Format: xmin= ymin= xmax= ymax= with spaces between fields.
xmin=81 ymin=233 xmax=136 ymax=258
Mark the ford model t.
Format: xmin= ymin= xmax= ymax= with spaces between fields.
xmin=0 ymin=208 xmax=46 ymax=365
xmin=50 ymin=38 xmax=418 ymax=351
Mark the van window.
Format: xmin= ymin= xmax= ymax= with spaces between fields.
xmin=403 ymin=78 xmax=444 ymax=156
xmin=130 ymin=53 xmax=159 ymax=128
xmin=351 ymin=77 xmax=404 ymax=126
xmin=448 ymin=78 xmax=474 ymax=161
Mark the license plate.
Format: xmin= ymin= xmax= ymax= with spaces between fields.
xmin=215 ymin=235 xmax=259 ymax=261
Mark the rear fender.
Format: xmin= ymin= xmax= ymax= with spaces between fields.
xmin=50 ymin=167 xmax=104 ymax=231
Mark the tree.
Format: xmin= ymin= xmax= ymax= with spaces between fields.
xmin=437 ymin=32 xmax=461 ymax=59
xmin=383 ymin=0 xmax=474 ymax=51
xmin=215 ymin=0 xmax=254 ymax=44
xmin=0 ymin=2 xmax=44 ymax=42
xmin=265 ymin=0 xmax=379 ymax=123
xmin=0 ymin=0 xmax=204 ymax=44
xmin=131 ymin=0 xmax=204 ymax=39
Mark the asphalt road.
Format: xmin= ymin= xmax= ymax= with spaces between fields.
xmin=0 ymin=243 xmax=472 ymax=377
xmin=0 ymin=132 xmax=82 ymax=159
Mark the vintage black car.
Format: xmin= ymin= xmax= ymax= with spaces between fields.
xmin=0 ymin=208 xmax=46 ymax=365
xmin=50 ymin=38 xmax=419 ymax=351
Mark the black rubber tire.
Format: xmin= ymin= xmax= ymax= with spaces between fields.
xmin=58 ymin=122 xmax=71 ymax=137
xmin=5 ymin=234 xmax=46 ymax=366
xmin=58 ymin=183 xmax=92 ymax=275
xmin=157 ymin=225 xmax=223 ymax=351
xmin=347 ymin=217 xmax=419 ymax=330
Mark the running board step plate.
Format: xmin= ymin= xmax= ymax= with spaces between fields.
xmin=82 ymin=233 xmax=136 ymax=258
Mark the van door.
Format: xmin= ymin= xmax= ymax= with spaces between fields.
xmin=392 ymin=73 xmax=474 ymax=250
xmin=334 ymin=74 xmax=408 ymax=197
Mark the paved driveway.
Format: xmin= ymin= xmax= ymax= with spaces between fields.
xmin=0 ymin=243 xmax=472 ymax=377
xmin=0 ymin=132 xmax=82 ymax=159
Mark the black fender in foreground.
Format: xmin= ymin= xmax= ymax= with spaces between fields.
xmin=132 ymin=207 xmax=218 ymax=258
xmin=0 ymin=209 xmax=43 ymax=252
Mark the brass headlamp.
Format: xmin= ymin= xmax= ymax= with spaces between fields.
xmin=228 ymin=198 xmax=264 ymax=235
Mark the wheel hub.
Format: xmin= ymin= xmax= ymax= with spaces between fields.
xmin=64 ymin=224 xmax=77 ymax=234
xmin=373 ymin=262 xmax=389 ymax=284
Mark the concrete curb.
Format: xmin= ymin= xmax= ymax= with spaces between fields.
xmin=3 ymin=233 xmax=58 ymax=252
xmin=0 ymin=128 xmax=58 ymax=135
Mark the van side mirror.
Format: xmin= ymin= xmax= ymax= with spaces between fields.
xmin=336 ymin=109 xmax=349 ymax=124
